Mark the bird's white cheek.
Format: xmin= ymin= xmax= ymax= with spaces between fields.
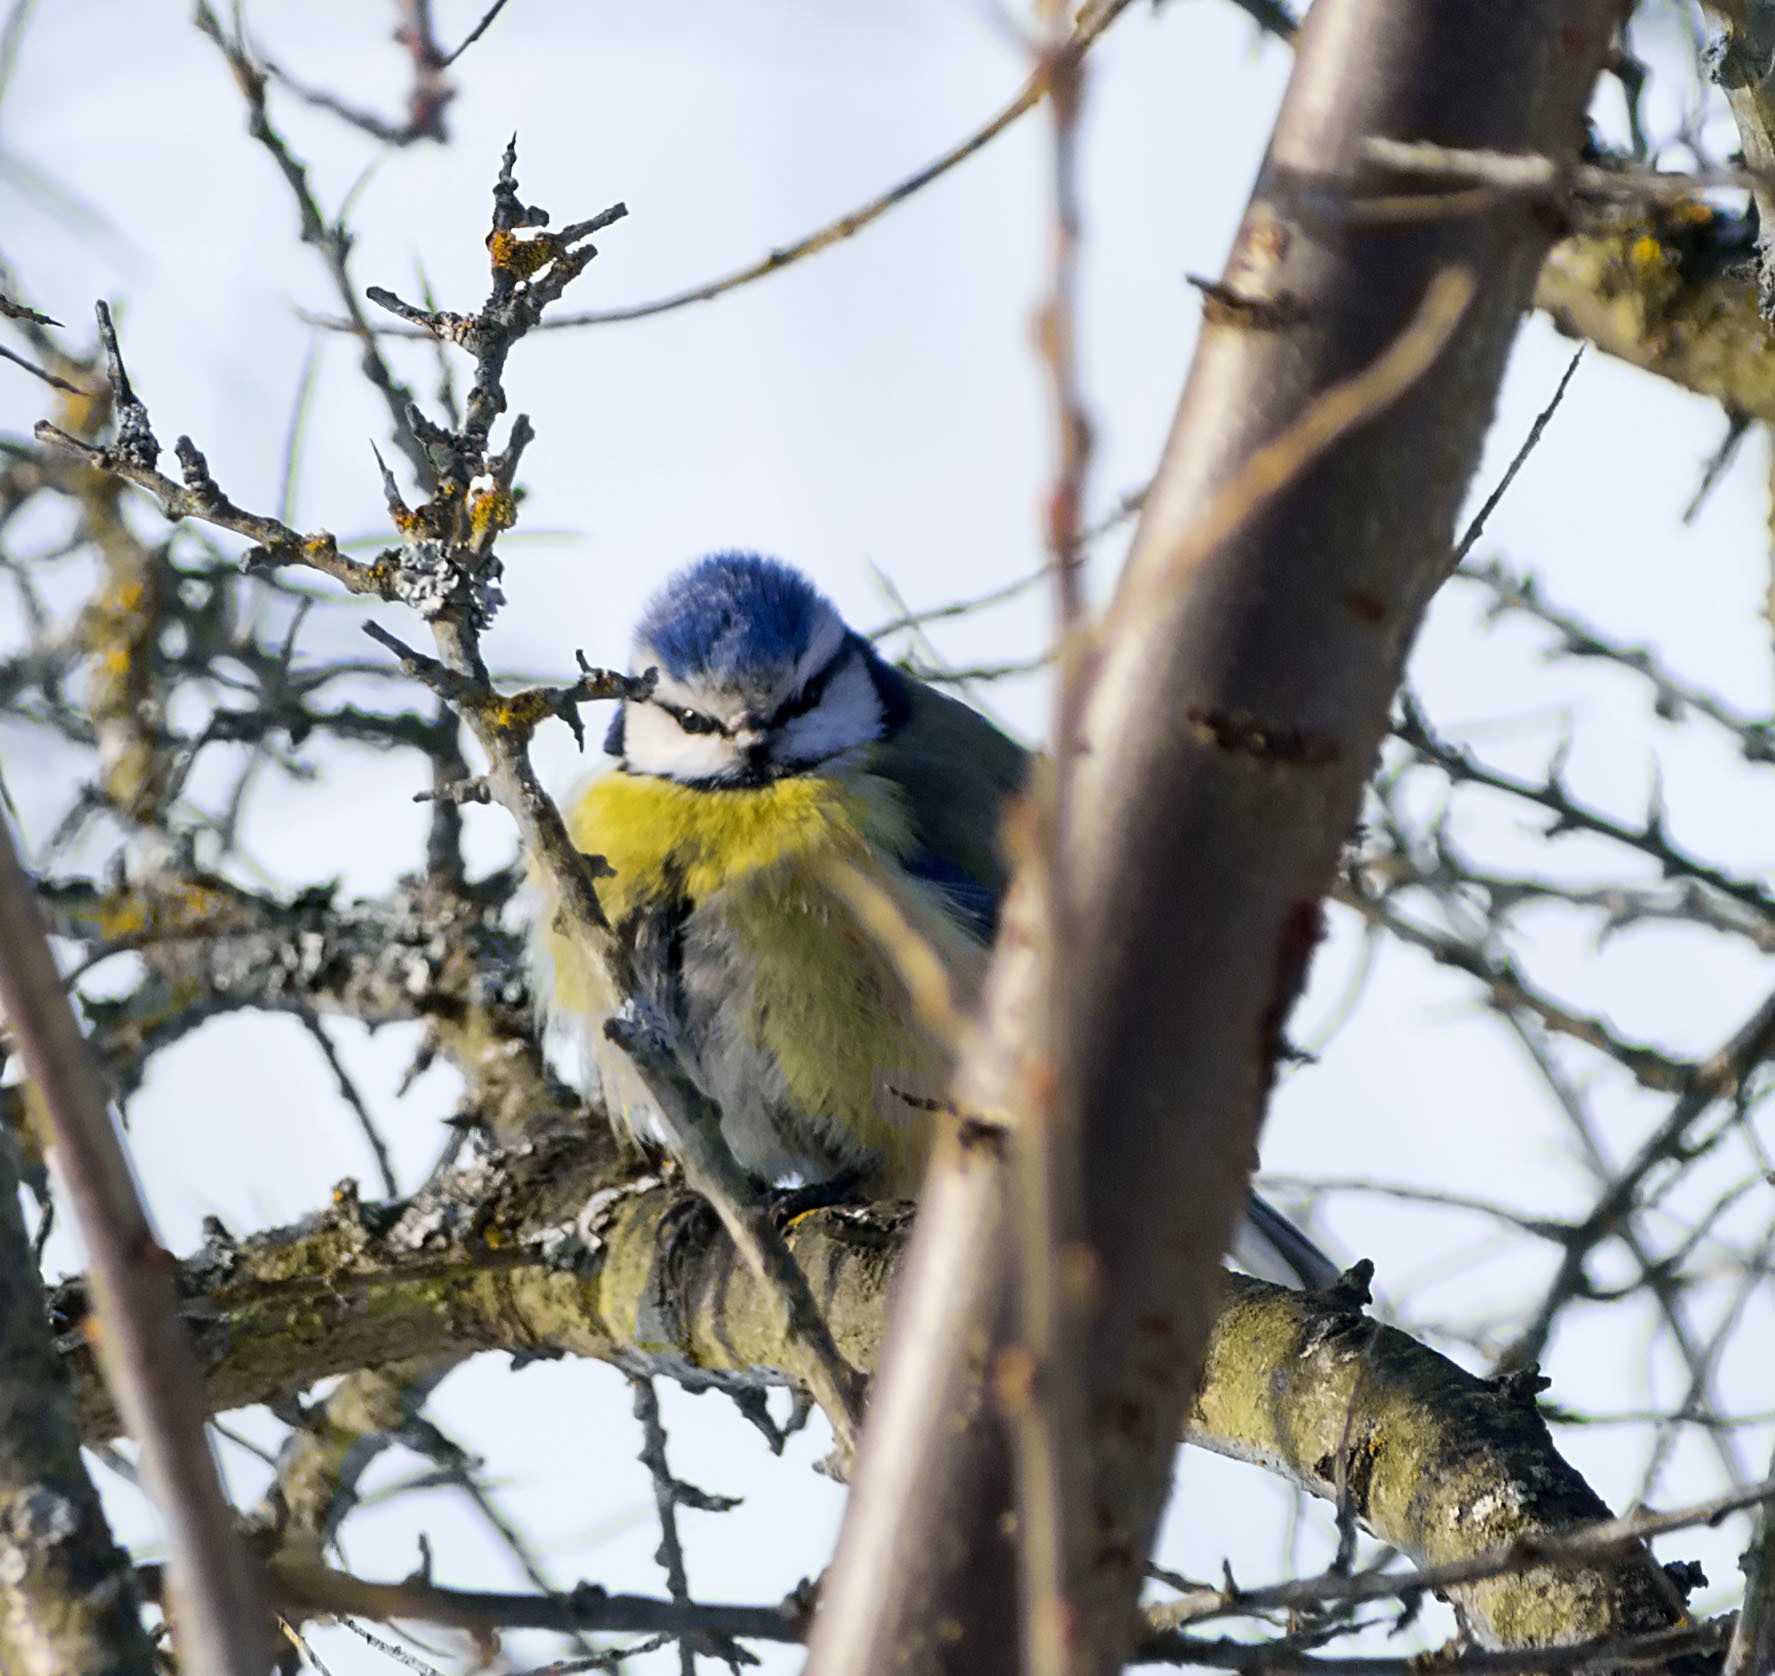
xmin=773 ymin=660 xmax=883 ymax=767
xmin=620 ymin=705 xmax=739 ymax=780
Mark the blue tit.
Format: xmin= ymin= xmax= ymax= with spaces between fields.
xmin=539 ymin=551 xmax=1336 ymax=1288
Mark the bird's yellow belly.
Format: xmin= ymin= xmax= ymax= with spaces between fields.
xmin=545 ymin=765 xmax=966 ymax=1192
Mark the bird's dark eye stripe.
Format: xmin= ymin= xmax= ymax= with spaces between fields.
xmin=770 ymin=647 xmax=847 ymax=728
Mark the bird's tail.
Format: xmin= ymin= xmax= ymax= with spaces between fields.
xmin=1234 ymin=1194 xmax=1342 ymax=1291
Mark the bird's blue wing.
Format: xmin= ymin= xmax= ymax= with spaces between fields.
xmin=864 ymin=648 xmax=1029 ymax=940
xmin=902 ymin=845 xmax=1003 ymax=941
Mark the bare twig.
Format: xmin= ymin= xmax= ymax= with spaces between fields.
xmin=193 ymin=3 xmax=430 ymax=481
xmin=0 ymin=340 xmax=82 ymax=393
xmin=1362 ymin=134 xmax=1765 ymax=205
xmin=1499 ymin=980 xmax=1775 ymax=1372
xmin=607 ymin=1017 xmax=866 ymax=1455
xmin=1006 ymin=14 xmax=1097 ymax=1675
xmin=251 ymin=1473 xmax=1775 ymax=1665
xmin=1335 ymin=872 xmax=1696 ymax=1091
xmin=1500 ymin=1012 xmax=1750 ymax=1488
xmin=1452 ymin=346 xmax=1584 ymax=565
xmin=442 ymin=0 xmax=513 ymax=67
xmin=631 ymin=1376 xmax=745 ymax=1674
xmin=1450 ymin=558 xmax=1775 ymax=767
xmin=330 ymin=1615 xmax=446 ymax=1675
xmin=1150 ymin=1473 xmax=1775 ymax=1630
xmin=296 ymin=1010 xmax=400 ymax=1200
xmin=35 ymin=404 xmax=397 ymax=602
xmin=1394 ymin=692 xmax=1775 ymax=918
xmin=302 ymin=0 xmax=1138 ymax=339
xmin=1134 ymin=1617 xmax=1728 ymax=1672
xmin=633 ymin=1376 xmax=701 ymax=1676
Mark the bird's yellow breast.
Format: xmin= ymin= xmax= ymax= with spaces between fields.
xmin=570 ymin=763 xmax=914 ymax=918
xmin=545 ymin=762 xmax=967 ymax=1192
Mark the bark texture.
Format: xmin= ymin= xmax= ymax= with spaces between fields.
xmin=809 ymin=5 xmax=1630 ymax=1672
xmin=52 ymin=1154 xmax=1691 ymax=1658
xmin=0 ymin=1141 xmax=156 ymax=1676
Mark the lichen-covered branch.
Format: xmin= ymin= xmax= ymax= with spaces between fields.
xmin=35 ymin=866 xmax=566 ymax=1144
xmin=1186 ymin=1281 xmax=1691 ymax=1653
xmin=52 ymin=1151 xmax=1702 ymax=1659
xmin=1535 ymin=203 xmax=1775 ymax=419
xmin=63 ymin=1136 xmax=896 ymax=1443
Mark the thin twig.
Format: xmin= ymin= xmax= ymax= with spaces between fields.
xmin=0 ymin=341 xmax=82 ymax=393
xmin=1394 ymin=692 xmax=1775 ymax=916
xmin=296 ymin=1010 xmax=400 ymax=1199
xmin=1334 ymin=874 xmax=1695 ymax=1092
xmin=1362 ymin=134 xmax=1766 ymax=203
xmin=633 ymin=1376 xmax=699 ymax=1676
xmin=1499 ymin=980 xmax=1775 ymax=1371
xmin=1499 ymin=1011 xmax=1749 ymax=1487
xmin=1009 ymin=16 xmax=1095 ymax=1676
xmin=607 ymin=1017 xmax=866 ymax=1455
xmin=1100 ymin=267 xmax=1477 ymax=643
xmin=1452 ymin=345 xmax=1583 ymax=565
xmin=332 ymin=1615 xmax=447 ymax=1675
xmin=442 ymin=0 xmax=513 ymax=66
xmin=305 ymin=0 xmax=1139 ymax=339
xmin=193 ymin=3 xmax=430 ymax=481
xmin=1450 ymin=558 xmax=1775 ymax=767
xmin=1146 ymin=1471 xmax=1775 ymax=1630
xmin=251 ymin=1470 xmax=1775 ymax=1662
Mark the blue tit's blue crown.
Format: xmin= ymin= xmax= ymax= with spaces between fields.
xmin=634 ymin=552 xmax=834 ymax=682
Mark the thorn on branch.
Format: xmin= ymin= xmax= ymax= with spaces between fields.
xmin=491 ymin=135 xmax=550 ymax=235
xmin=1682 ymin=405 xmax=1750 ymax=526
xmin=1492 ymin=1364 xmax=1553 ymax=1410
xmin=173 ymin=436 xmax=226 ymax=514
xmin=560 ymin=203 xmax=632 ymax=245
xmin=485 ymin=413 xmax=535 ymax=492
xmin=367 ymin=285 xmax=482 ymax=349
xmin=1 ymin=291 xmax=60 ymax=327
xmin=1186 ymin=273 xmax=1310 ymax=330
xmin=93 ymin=301 xmax=158 ymax=469
xmin=370 ymin=441 xmax=414 ymax=528
xmin=1319 ymin=1258 xmax=1376 ymax=1310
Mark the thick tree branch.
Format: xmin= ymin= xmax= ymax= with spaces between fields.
xmin=0 ymin=812 xmax=270 ymax=1675
xmin=52 ymin=1160 xmax=1707 ymax=1662
xmin=810 ymin=7 xmax=1627 ymax=1675
xmin=0 ymin=1119 xmax=155 ymax=1676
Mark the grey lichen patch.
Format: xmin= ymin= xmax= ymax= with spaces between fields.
xmin=388 ymin=536 xmax=506 ymax=626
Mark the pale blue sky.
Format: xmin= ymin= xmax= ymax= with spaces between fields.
xmin=5 ymin=3 xmax=1772 ymax=1670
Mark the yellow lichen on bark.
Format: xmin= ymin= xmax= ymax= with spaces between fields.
xmin=1538 ymin=207 xmax=1775 ymax=421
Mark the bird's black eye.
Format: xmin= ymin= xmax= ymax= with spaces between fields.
xmin=668 ymin=705 xmax=723 ymax=736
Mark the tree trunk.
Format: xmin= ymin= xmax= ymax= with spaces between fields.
xmin=808 ymin=5 xmax=1630 ymax=1673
